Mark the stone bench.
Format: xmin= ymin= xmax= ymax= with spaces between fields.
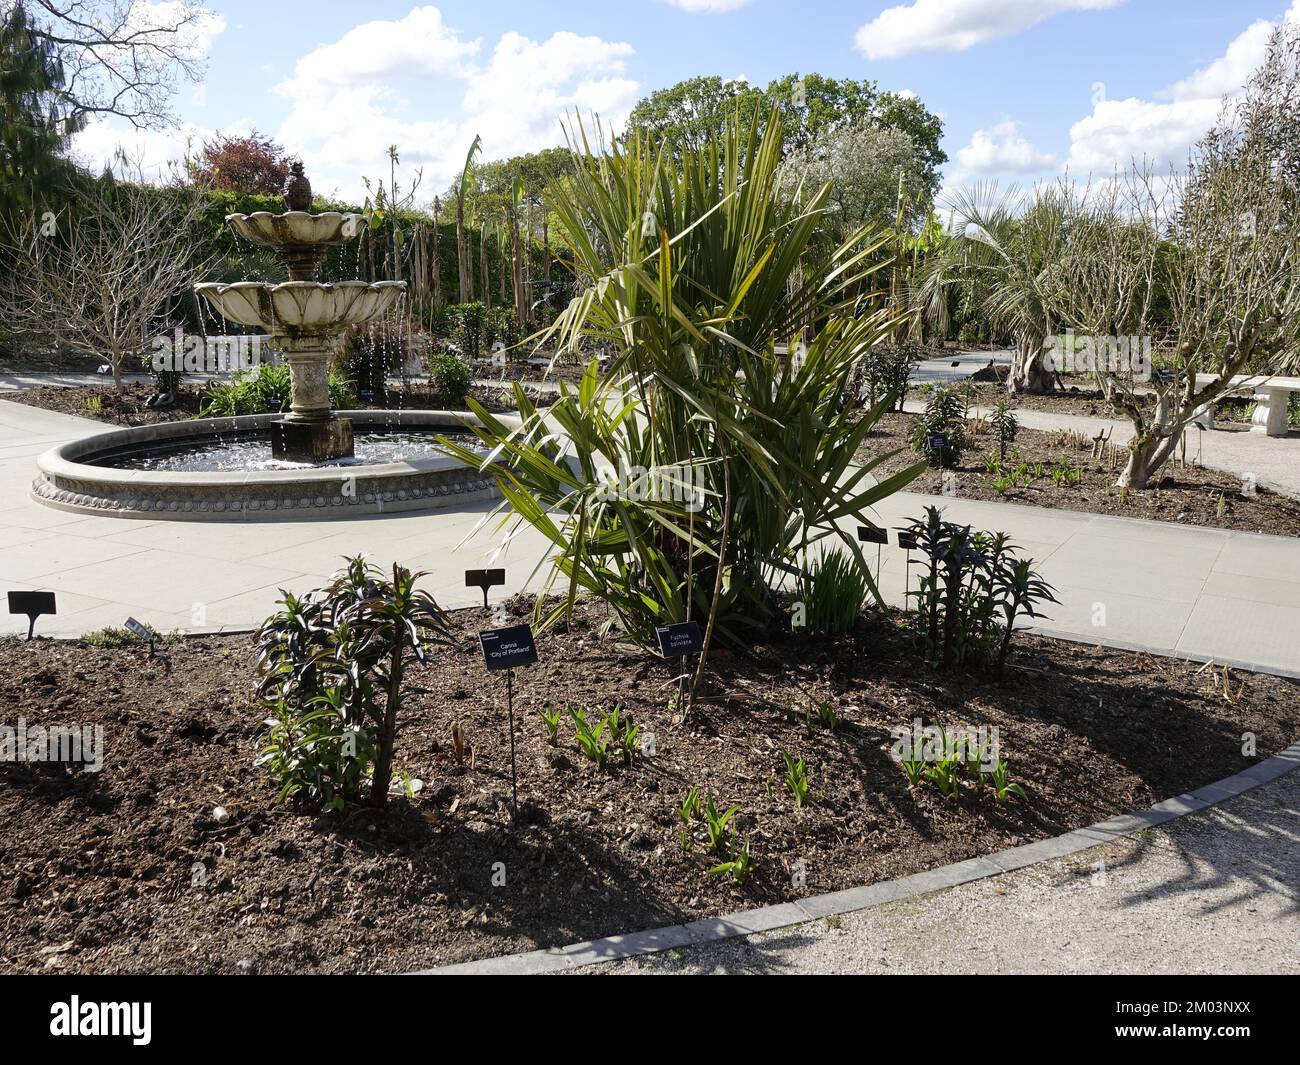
xmin=1193 ymin=374 xmax=1300 ymax=437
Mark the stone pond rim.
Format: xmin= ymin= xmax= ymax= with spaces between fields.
xmin=30 ymin=409 xmax=516 ymax=521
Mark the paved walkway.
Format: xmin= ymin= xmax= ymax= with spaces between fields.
xmin=577 ymin=767 xmax=1300 ymax=975
xmin=905 ymin=396 xmax=1300 ymax=501
xmin=3 ymin=397 xmax=1300 ymax=678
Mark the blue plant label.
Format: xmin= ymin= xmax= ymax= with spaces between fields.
xmin=928 ymin=433 xmax=949 ymax=452
xmin=655 ymin=621 xmax=704 ymax=657
xmin=479 ymin=624 xmax=537 ymax=671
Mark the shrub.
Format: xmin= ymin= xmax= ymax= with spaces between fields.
xmin=794 ymin=548 xmax=867 ymax=636
xmin=335 ymin=320 xmax=424 ymax=402
xmin=448 ymin=301 xmax=488 ymax=360
xmin=427 ymin=351 xmax=472 ymax=406
xmin=904 ymin=506 xmax=1057 ymax=673
xmin=200 ymin=362 xmax=354 ymax=417
xmin=488 ymin=305 xmax=521 ymax=351
xmin=910 ymin=385 xmax=968 ymax=468
xmin=254 ymin=558 xmax=456 ymax=810
xmin=855 ymin=342 xmax=918 ymax=412
xmin=989 ymin=400 xmax=1019 ymax=460
xmin=437 ymin=111 xmax=926 ymax=672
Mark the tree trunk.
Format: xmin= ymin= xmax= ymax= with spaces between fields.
xmin=455 ymin=195 xmax=470 ymax=304
xmin=1117 ymin=430 xmax=1180 ymax=490
xmin=432 ymin=197 xmax=442 ymax=312
xmin=479 ymin=224 xmax=489 ymax=304
xmin=1007 ymin=336 xmax=1054 ymax=395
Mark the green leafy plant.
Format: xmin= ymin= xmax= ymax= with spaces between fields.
xmin=448 ymin=301 xmax=488 ymax=360
xmin=538 ymin=705 xmax=563 ymax=746
xmin=905 ymin=507 xmax=1058 ymax=673
xmin=254 ymin=558 xmax=456 ymax=810
xmin=910 ymin=385 xmax=969 ymax=468
xmin=603 ymin=704 xmax=640 ymax=766
xmin=989 ymin=400 xmax=1019 ymax=460
xmin=815 ymin=699 xmax=842 ymax=732
xmin=427 ymin=351 xmax=472 ymax=405
xmin=709 ymin=839 xmax=756 ymax=884
xmin=702 ymin=794 xmax=741 ymax=855
xmin=900 ymin=747 xmax=927 ymax=787
xmin=435 ymin=108 xmax=925 ymax=708
xmin=676 ymin=786 xmax=702 ymax=850
xmin=201 ymin=362 xmax=354 ymax=417
xmin=985 ymin=759 xmax=1028 ymax=803
xmin=570 ymin=705 xmax=610 ymax=770
xmin=794 ymin=548 xmax=868 ymax=637
xmin=782 ymin=751 xmax=811 ymax=808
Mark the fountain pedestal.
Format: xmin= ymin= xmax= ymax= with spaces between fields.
xmin=272 ymin=339 xmax=354 ymax=463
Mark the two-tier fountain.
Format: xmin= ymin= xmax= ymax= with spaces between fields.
xmin=195 ymin=163 xmax=404 ymax=463
xmin=31 ymin=164 xmax=512 ymax=521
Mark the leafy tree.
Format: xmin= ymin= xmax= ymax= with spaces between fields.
xmin=0 ymin=0 xmax=79 ymax=219
xmin=625 ymin=74 xmax=765 ymax=153
xmin=189 ymin=130 xmax=293 ymax=196
xmin=628 ymin=71 xmax=947 ymax=202
xmin=778 ymin=123 xmax=923 ymax=238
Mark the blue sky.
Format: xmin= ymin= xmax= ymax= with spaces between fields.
xmin=73 ymin=0 xmax=1300 ymax=203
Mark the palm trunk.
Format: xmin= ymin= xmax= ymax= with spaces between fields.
xmin=1007 ymin=336 xmax=1054 ymax=395
xmin=455 ymin=195 xmax=470 ymax=303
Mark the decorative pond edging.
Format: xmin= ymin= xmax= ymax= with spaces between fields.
xmin=31 ymin=409 xmax=512 ymax=521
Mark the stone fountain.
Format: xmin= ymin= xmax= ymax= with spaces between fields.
xmin=31 ymin=162 xmax=516 ymax=522
xmin=194 ymin=163 xmax=406 ymax=463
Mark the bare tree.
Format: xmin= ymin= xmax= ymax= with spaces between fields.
xmin=19 ymin=0 xmax=215 ymax=129
xmin=1 ymin=176 xmax=213 ymax=387
xmin=1049 ymin=26 xmax=1300 ymax=489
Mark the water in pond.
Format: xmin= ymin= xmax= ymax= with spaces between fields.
xmin=89 ymin=427 xmax=481 ymax=473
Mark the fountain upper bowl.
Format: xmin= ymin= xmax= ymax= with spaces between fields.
xmin=226 ymin=210 xmax=367 ymax=248
xmin=194 ymin=279 xmax=407 ymax=333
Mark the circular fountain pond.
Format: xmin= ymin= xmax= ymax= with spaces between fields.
xmin=32 ymin=410 xmax=512 ymax=521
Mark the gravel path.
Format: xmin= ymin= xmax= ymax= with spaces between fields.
xmin=577 ymin=768 xmax=1300 ymax=975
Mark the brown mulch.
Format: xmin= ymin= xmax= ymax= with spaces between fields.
xmin=2 ymin=598 xmax=1295 ymax=975
xmin=863 ymin=412 xmax=1300 ymax=537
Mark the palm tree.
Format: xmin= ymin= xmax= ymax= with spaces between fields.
xmin=918 ymin=182 xmax=1063 ymax=394
xmin=455 ymin=135 xmax=481 ymax=303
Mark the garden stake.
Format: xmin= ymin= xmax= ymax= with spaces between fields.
xmin=506 ymin=668 xmax=519 ymax=813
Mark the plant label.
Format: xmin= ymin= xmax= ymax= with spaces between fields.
xmin=465 ymin=568 xmax=506 ymax=608
xmin=896 ymin=530 xmax=919 ymax=550
xmin=655 ymin=621 xmax=704 ymax=658
xmin=927 ymin=433 xmax=949 ymax=453
xmin=857 ymin=525 xmax=888 ymax=545
xmin=479 ymin=624 xmax=537 ymax=671
xmin=7 ymin=590 xmax=56 ymax=640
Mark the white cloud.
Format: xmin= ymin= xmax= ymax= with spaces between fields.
xmin=855 ymin=0 xmax=1123 ymax=60
xmin=955 ymin=120 xmax=1056 ymax=174
xmin=1065 ymin=0 xmax=1300 ymax=173
xmin=273 ymin=10 xmax=638 ymax=201
xmin=662 ymin=0 xmax=756 ymax=11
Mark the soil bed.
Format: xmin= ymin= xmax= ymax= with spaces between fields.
xmin=2 ymin=599 xmax=1295 ymax=974
xmin=862 ymin=411 xmax=1300 ymax=536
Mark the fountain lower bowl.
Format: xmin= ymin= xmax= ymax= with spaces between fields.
xmin=32 ymin=410 xmax=513 ymax=522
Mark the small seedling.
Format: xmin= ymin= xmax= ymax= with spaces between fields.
xmin=538 ymin=705 xmax=562 ymax=746
xmin=783 ymin=751 xmax=811 ymax=808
